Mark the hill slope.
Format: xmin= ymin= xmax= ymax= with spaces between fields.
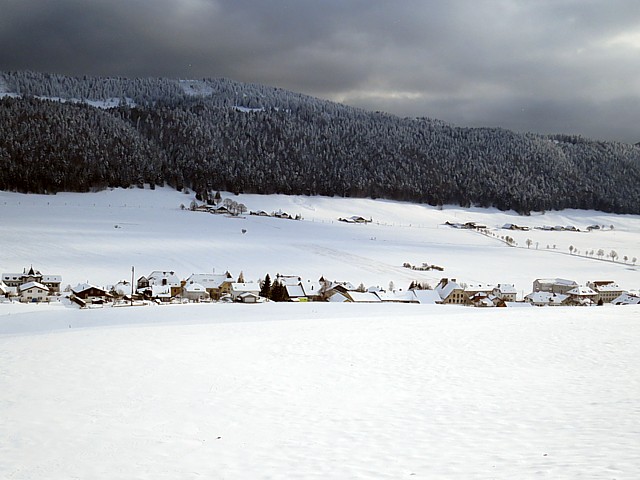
xmin=0 ymin=187 xmax=638 ymax=293
xmin=1 ymin=71 xmax=640 ymax=213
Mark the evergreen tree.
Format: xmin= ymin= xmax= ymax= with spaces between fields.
xmin=260 ymin=274 xmax=272 ymax=298
xmin=270 ymin=281 xmax=287 ymax=302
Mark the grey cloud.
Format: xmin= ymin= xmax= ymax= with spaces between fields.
xmin=1 ymin=0 xmax=639 ymax=142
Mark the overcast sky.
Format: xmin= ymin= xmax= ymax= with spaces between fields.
xmin=1 ymin=0 xmax=639 ymax=143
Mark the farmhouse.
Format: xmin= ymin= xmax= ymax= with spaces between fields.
xmin=565 ymin=286 xmax=598 ymax=306
xmin=435 ymin=278 xmax=468 ymax=305
xmin=587 ymin=281 xmax=626 ymax=304
xmin=71 ymin=283 xmax=111 ymax=302
xmin=185 ymin=272 xmax=234 ymax=300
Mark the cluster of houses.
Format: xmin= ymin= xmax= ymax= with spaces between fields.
xmin=1 ymin=266 xmax=639 ymax=308
xmin=191 ymin=202 xmax=302 ymax=221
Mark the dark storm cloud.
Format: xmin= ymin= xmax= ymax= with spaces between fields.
xmin=1 ymin=0 xmax=639 ymax=142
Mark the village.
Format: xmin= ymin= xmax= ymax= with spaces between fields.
xmin=1 ymin=265 xmax=639 ymax=309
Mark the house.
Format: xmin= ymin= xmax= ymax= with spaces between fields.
xmin=185 ymin=273 xmax=234 ymax=300
xmin=272 ymin=210 xmax=292 ymax=219
xmin=339 ymin=215 xmax=370 ymax=224
xmin=2 ymin=266 xmax=62 ymax=293
xmin=18 ymin=281 xmax=50 ymax=303
xmin=565 ymin=286 xmax=598 ymax=306
xmin=230 ymin=282 xmax=261 ymax=301
xmin=435 ymin=278 xmax=468 ymax=305
xmin=587 ymin=281 xmax=626 ymax=304
xmin=146 ymin=271 xmax=182 ymax=297
xmin=183 ymin=282 xmax=209 ymax=302
xmin=503 ymin=223 xmax=530 ymax=231
xmin=250 ymin=210 xmax=270 ymax=217
xmin=238 ymin=292 xmax=260 ymax=304
xmin=210 ymin=205 xmax=231 ymax=215
xmin=71 ymin=283 xmax=112 ymax=302
xmin=612 ymin=292 xmax=640 ymax=306
xmin=524 ymin=291 xmax=568 ymax=306
xmin=493 ymin=284 xmax=517 ymax=302
xmin=533 ymin=278 xmax=578 ymax=295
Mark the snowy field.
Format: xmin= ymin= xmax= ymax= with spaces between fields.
xmin=1 ymin=188 xmax=640 ymax=478
xmin=0 ymin=187 xmax=638 ymax=294
xmin=1 ymin=303 xmax=639 ymax=479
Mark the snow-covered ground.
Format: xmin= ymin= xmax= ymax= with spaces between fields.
xmin=0 ymin=187 xmax=638 ymax=294
xmin=1 ymin=303 xmax=639 ymax=478
xmin=1 ymin=188 xmax=640 ymax=478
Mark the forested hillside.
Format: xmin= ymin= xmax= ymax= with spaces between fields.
xmin=1 ymin=71 xmax=639 ymax=213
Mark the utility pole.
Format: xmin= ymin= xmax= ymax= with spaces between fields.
xmin=131 ymin=266 xmax=134 ymax=306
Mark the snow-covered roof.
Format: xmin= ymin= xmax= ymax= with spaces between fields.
xmin=301 ymin=281 xmax=323 ymax=297
xmin=411 ymin=290 xmax=442 ymax=304
xmin=148 ymin=271 xmax=181 ymax=286
xmin=495 ymin=284 xmax=517 ymax=294
xmin=436 ymin=281 xmax=464 ymax=300
xmin=327 ymin=292 xmax=349 ymax=303
xmin=536 ymin=278 xmax=577 ymax=286
xmin=286 ymin=285 xmax=306 ymax=298
xmin=347 ymin=292 xmax=381 ymax=303
xmin=72 ymin=283 xmax=104 ymax=294
xmin=592 ymin=283 xmax=624 ymax=292
xmin=186 ymin=273 xmax=231 ymax=289
xmin=184 ymin=283 xmax=206 ymax=293
xmin=42 ymin=275 xmax=62 ymax=283
xmin=525 ymin=292 xmax=568 ymax=305
xmin=376 ymin=290 xmax=415 ymax=303
xmin=566 ymin=286 xmax=597 ymax=296
xmin=231 ymin=283 xmax=260 ymax=293
xmin=475 ymin=298 xmax=495 ymax=307
xmin=612 ymin=293 xmax=640 ymax=305
xmin=19 ymin=281 xmax=49 ymax=292
xmin=276 ymin=275 xmax=303 ymax=287
xmin=238 ymin=292 xmax=259 ymax=299
xmin=464 ymin=283 xmax=495 ymax=293
xmin=2 ymin=273 xmax=22 ymax=281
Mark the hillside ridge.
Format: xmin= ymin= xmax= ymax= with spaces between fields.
xmin=1 ymin=71 xmax=639 ymax=214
